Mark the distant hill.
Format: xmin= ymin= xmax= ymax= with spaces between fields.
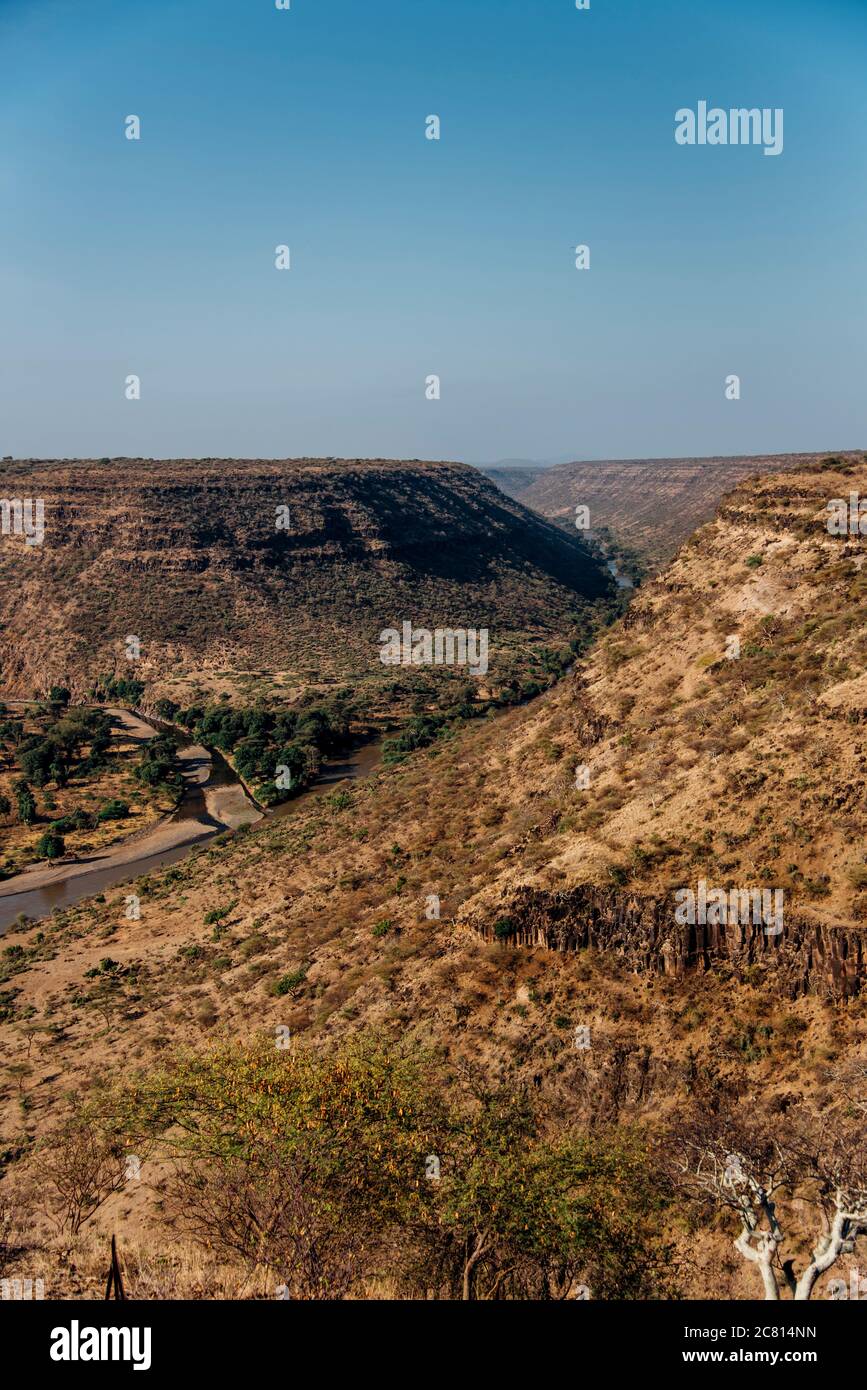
xmin=477 ymin=465 xmax=546 ymax=498
xmin=482 ymin=452 xmax=865 ymax=571
xmin=0 ymin=457 xmax=614 ymax=703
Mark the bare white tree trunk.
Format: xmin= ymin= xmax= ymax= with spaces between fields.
xmin=734 ymin=1230 xmax=780 ymax=1300
xmin=794 ymin=1200 xmax=863 ymax=1301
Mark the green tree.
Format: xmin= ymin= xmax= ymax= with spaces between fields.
xmin=15 ymin=781 xmax=36 ymax=826
xmin=35 ymin=831 xmax=65 ymax=861
xmin=19 ymin=741 xmax=53 ymax=787
xmin=69 ymin=1035 xmax=675 ymax=1301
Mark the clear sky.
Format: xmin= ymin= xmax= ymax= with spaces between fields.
xmin=1 ymin=0 xmax=866 ymax=462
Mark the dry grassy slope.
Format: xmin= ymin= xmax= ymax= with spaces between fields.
xmin=2 ymin=457 xmax=866 ymax=1300
xmin=0 ymin=457 xmax=611 ymax=699
xmin=503 ymin=451 xmax=864 ymax=570
xmin=463 ymin=459 xmax=865 ymax=904
xmin=1 ymin=459 xmax=864 ymax=1082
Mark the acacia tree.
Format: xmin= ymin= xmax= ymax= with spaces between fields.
xmin=165 ymin=1139 xmax=359 ymax=1300
xmin=405 ymin=1064 xmax=675 ymax=1301
xmin=670 ymin=1101 xmax=867 ymax=1300
xmin=33 ymin=1110 xmax=131 ymax=1236
xmin=63 ymin=1037 xmax=675 ymax=1301
xmin=108 ymin=1036 xmax=444 ymax=1298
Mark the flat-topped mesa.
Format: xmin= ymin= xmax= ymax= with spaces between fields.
xmin=0 ymin=456 xmax=615 ymax=698
xmin=487 ymin=450 xmax=866 ymax=571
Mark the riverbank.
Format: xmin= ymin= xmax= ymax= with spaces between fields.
xmin=126 ymin=707 xmax=264 ymax=833
xmin=0 ymin=701 xmax=175 ymax=875
xmin=0 ymin=708 xmax=384 ymax=932
xmin=0 ymin=707 xmax=261 ymax=929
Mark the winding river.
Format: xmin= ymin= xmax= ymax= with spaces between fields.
xmin=606 ymin=558 xmax=634 ymax=590
xmin=0 ymin=707 xmax=382 ymax=933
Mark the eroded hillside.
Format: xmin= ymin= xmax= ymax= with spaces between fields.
xmin=494 ymin=451 xmax=864 ymax=573
xmin=462 ymin=457 xmax=867 ymax=971
xmin=0 ymin=457 xmax=613 ymax=704
xmin=476 ymin=465 xmax=545 ymax=498
xmin=1 ymin=456 xmax=865 ymax=1299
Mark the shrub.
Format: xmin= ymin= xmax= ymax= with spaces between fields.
xmin=74 ymin=1036 xmax=676 ymax=1300
xmin=271 ymin=968 xmax=308 ymax=996
xmin=35 ymin=831 xmax=65 ymax=862
xmin=204 ymin=900 xmax=238 ymax=927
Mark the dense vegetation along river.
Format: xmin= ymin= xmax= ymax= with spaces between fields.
xmin=606 ymin=558 xmax=634 ymax=590
xmin=0 ymin=707 xmax=382 ymax=933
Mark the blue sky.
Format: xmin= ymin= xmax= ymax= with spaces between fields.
xmin=1 ymin=0 xmax=866 ymax=462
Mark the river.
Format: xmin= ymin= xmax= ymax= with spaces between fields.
xmin=606 ymin=558 xmax=634 ymax=590
xmin=0 ymin=707 xmax=382 ymax=933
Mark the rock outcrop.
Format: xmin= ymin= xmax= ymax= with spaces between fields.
xmin=471 ymin=885 xmax=865 ymax=1000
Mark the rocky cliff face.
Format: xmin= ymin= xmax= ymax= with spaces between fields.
xmin=472 ymin=885 xmax=865 ymax=1000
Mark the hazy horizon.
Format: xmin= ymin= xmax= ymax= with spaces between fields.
xmin=2 ymin=447 xmax=862 ymax=470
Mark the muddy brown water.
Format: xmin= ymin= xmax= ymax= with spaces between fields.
xmin=0 ymin=711 xmax=382 ymax=933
